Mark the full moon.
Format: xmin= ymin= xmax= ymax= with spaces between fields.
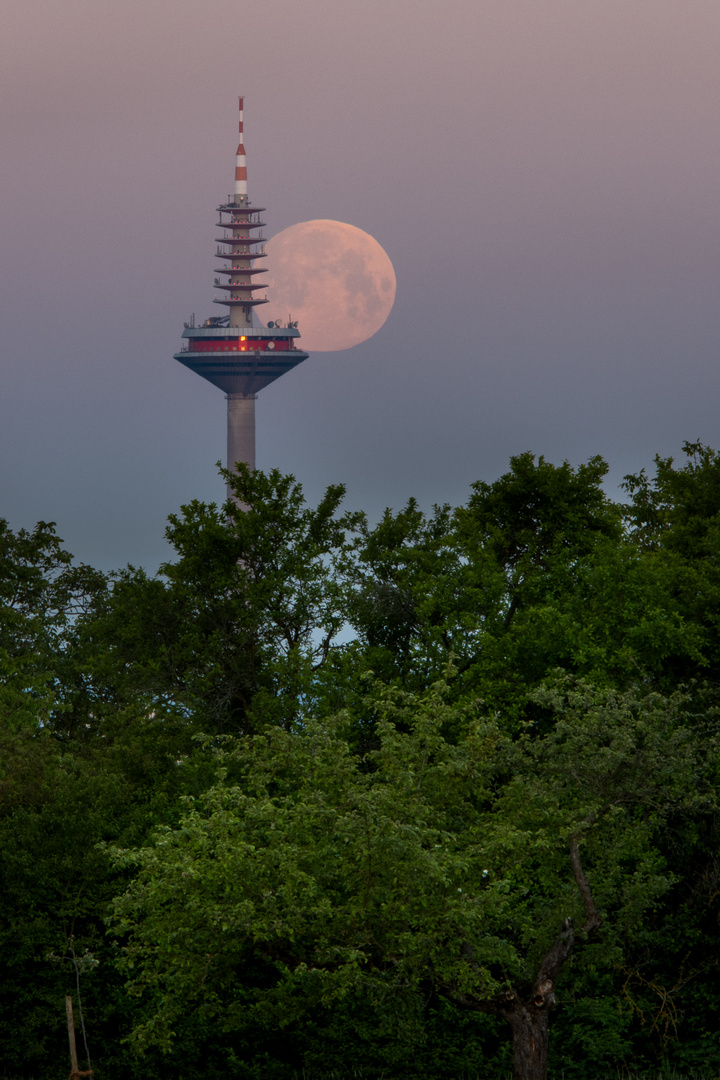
xmin=263 ymin=220 xmax=396 ymax=352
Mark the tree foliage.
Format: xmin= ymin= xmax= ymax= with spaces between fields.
xmin=3 ymin=445 xmax=720 ymax=1078
xmin=109 ymin=678 xmax=716 ymax=1078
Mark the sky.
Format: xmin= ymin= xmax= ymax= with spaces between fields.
xmin=2 ymin=0 xmax=720 ymax=570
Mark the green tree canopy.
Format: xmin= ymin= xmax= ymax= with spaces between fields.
xmin=4 ymin=450 xmax=720 ymax=1080
xmin=75 ymin=466 xmax=363 ymax=735
xmin=110 ymin=677 xmax=716 ymax=1080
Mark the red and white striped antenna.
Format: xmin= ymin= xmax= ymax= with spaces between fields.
xmin=235 ymin=96 xmax=247 ymax=198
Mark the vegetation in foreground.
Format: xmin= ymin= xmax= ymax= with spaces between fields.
xmin=2 ymin=444 xmax=720 ymax=1080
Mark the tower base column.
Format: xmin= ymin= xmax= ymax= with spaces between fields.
xmin=226 ymin=393 xmax=256 ymax=499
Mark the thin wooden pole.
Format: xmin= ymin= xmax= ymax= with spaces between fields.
xmin=65 ymin=994 xmax=79 ymax=1075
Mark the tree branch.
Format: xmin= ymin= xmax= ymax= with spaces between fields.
xmin=436 ymin=983 xmax=518 ymax=1018
xmin=533 ymin=916 xmax=575 ymax=999
xmin=569 ymin=833 xmax=602 ymax=936
xmin=529 ymin=836 xmax=603 ymax=1009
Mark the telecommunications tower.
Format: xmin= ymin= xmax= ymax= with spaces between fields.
xmin=174 ymin=98 xmax=309 ymax=484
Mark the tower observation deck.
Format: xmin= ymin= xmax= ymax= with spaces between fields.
xmin=174 ymin=98 xmax=309 ymax=487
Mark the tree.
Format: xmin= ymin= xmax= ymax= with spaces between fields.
xmin=0 ymin=518 xmax=104 ymax=734
xmin=110 ymin=677 xmax=714 ymax=1080
xmin=622 ymin=440 xmax=720 ymax=689
xmin=346 ymin=452 xmax=708 ymax=724
xmin=77 ymin=466 xmax=363 ymax=735
xmin=0 ymin=519 xmax=205 ymax=1075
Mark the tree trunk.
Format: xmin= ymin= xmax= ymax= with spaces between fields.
xmin=440 ymin=839 xmax=602 ymax=1080
xmin=505 ymin=1000 xmax=550 ymax=1080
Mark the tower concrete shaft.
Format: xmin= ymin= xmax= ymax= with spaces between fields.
xmin=227 ymin=393 xmax=255 ymax=474
xmin=173 ymin=97 xmax=309 ymax=494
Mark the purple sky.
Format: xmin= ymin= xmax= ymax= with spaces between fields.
xmin=2 ymin=0 xmax=720 ymax=568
